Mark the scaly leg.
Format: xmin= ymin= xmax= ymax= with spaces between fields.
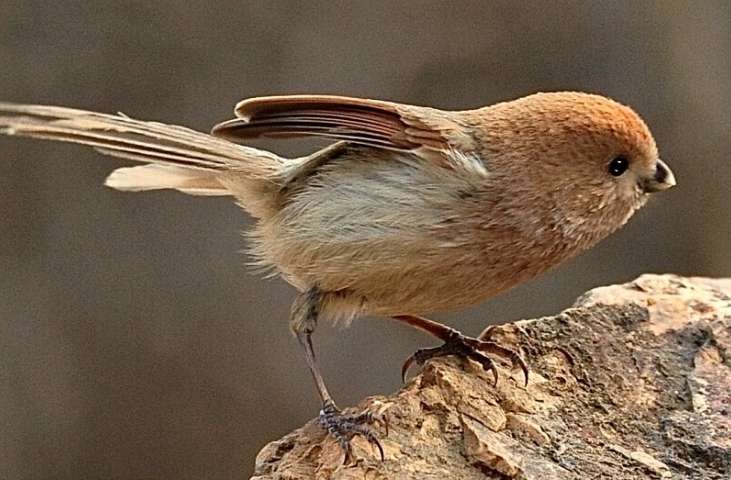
xmin=290 ymin=288 xmax=385 ymax=463
xmin=391 ymin=314 xmax=529 ymax=387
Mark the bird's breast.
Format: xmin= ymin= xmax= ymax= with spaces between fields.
xmin=249 ymin=149 xmax=581 ymax=317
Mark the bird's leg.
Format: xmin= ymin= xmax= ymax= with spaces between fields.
xmin=291 ymin=288 xmax=385 ymax=463
xmin=392 ymin=314 xmax=528 ymax=387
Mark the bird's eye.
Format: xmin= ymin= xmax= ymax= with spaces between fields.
xmin=608 ymin=155 xmax=629 ymax=177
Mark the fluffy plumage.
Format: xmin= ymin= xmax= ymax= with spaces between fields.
xmin=0 ymin=91 xmax=677 ymax=456
xmin=0 ymin=92 xmax=675 ymax=325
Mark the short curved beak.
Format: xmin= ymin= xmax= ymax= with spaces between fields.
xmin=643 ymin=159 xmax=676 ymax=193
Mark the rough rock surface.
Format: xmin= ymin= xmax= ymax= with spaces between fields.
xmin=250 ymin=275 xmax=731 ymax=479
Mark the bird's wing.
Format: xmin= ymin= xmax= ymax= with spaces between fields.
xmin=211 ymin=95 xmax=476 ymax=155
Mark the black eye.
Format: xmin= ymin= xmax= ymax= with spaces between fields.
xmin=608 ymin=155 xmax=629 ymax=177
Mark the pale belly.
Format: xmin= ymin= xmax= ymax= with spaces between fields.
xmin=252 ymin=202 xmax=558 ymax=318
xmin=247 ymin=150 xmax=573 ymax=319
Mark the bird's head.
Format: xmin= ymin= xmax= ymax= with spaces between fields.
xmin=474 ymin=91 xmax=676 ymax=244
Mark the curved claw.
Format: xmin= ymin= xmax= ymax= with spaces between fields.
xmin=373 ymin=437 xmax=385 ymax=461
xmin=401 ymin=353 xmax=418 ymax=382
xmin=401 ymin=332 xmax=530 ymax=390
xmin=513 ymin=355 xmax=530 ymax=387
xmin=468 ymin=350 xmax=500 ymax=387
xmin=401 ymin=346 xmax=442 ymax=382
xmin=340 ymin=424 xmax=385 ymax=463
xmin=373 ymin=413 xmax=390 ymax=437
xmin=363 ymin=430 xmax=385 ymax=461
xmin=353 ymin=410 xmax=389 ymax=437
xmin=320 ymin=402 xmax=387 ymax=464
xmin=474 ymin=340 xmax=530 ymax=387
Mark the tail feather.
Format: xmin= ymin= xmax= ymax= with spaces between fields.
xmin=0 ymin=102 xmax=289 ymax=209
xmin=0 ymin=101 xmax=284 ymax=174
xmin=105 ymin=164 xmax=230 ymax=196
xmin=0 ymin=103 xmax=250 ymax=168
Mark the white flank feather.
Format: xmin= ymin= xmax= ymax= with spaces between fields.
xmin=105 ymin=164 xmax=230 ymax=196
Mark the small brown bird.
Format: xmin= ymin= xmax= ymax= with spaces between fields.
xmin=0 ymin=92 xmax=675 ymax=459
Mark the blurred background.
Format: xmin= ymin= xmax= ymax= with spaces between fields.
xmin=0 ymin=1 xmax=728 ymax=478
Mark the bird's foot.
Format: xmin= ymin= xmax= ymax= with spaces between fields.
xmin=319 ymin=400 xmax=387 ymax=464
xmin=401 ymin=328 xmax=529 ymax=386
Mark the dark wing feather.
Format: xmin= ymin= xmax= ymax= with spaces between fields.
xmin=211 ymin=95 xmax=468 ymax=153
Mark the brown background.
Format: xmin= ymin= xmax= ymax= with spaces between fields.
xmin=0 ymin=1 xmax=728 ymax=479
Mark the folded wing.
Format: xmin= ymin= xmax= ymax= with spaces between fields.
xmin=211 ymin=95 xmax=475 ymax=155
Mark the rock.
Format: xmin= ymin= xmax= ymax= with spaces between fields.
xmin=249 ymin=275 xmax=731 ymax=479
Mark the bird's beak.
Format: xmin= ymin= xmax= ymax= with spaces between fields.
xmin=643 ymin=159 xmax=676 ymax=193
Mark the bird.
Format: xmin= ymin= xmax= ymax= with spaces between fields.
xmin=0 ymin=91 xmax=675 ymax=460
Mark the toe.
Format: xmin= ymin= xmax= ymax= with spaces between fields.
xmin=352 ymin=425 xmax=385 ymax=460
xmin=467 ymin=349 xmax=499 ymax=386
xmin=318 ymin=405 xmax=387 ymax=464
xmin=474 ymin=340 xmax=529 ymax=387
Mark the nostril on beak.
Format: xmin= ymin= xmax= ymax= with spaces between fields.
xmin=644 ymin=159 xmax=676 ymax=193
xmin=654 ymin=161 xmax=669 ymax=184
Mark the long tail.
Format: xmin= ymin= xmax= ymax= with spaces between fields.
xmin=0 ymin=102 xmax=284 ymax=198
